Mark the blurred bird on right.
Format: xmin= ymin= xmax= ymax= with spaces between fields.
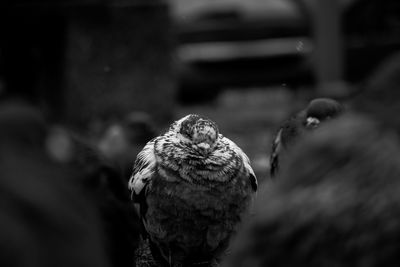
xmin=269 ymin=98 xmax=343 ymax=177
xmin=224 ymin=114 xmax=400 ymax=267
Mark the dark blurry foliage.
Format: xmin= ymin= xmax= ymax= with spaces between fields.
xmin=0 ymin=100 xmax=47 ymax=147
xmin=0 ymin=100 xmax=141 ymax=267
xmin=0 ymin=101 xmax=110 ymax=267
xmin=225 ymin=114 xmax=400 ymax=267
xmin=46 ymin=126 xmax=141 ymax=267
xmin=97 ymin=111 xmax=158 ymax=182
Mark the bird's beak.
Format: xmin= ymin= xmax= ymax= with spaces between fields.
xmin=197 ymin=142 xmax=211 ymax=155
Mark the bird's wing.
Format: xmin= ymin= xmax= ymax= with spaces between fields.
xmin=221 ymin=136 xmax=258 ymax=191
xmin=270 ymin=110 xmax=307 ymax=178
xmin=270 ymin=128 xmax=282 ymax=178
xmin=128 ymin=138 xmax=158 ymax=200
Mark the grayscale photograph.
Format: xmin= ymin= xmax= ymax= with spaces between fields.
xmin=1 ymin=0 xmax=400 ymax=266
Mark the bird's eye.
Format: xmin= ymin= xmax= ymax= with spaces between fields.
xmin=306 ymin=117 xmax=320 ymax=128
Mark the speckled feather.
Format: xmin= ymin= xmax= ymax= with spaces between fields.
xmin=128 ymin=114 xmax=257 ymax=266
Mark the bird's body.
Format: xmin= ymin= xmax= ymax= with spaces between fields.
xmin=129 ymin=114 xmax=257 ymax=267
xmin=224 ymin=114 xmax=400 ymax=267
xmin=270 ymin=98 xmax=343 ymax=177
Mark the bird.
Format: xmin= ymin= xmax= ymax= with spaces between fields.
xmin=269 ymin=98 xmax=343 ymax=177
xmin=128 ymin=114 xmax=257 ymax=267
xmin=223 ymin=114 xmax=400 ymax=267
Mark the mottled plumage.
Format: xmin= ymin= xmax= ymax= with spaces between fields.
xmin=129 ymin=114 xmax=257 ymax=267
xmin=270 ymin=98 xmax=343 ymax=177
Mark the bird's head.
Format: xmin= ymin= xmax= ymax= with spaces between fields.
xmin=305 ymin=98 xmax=343 ymax=129
xmin=171 ymin=114 xmax=219 ymax=156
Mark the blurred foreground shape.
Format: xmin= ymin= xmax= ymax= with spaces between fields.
xmin=224 ymin=114 xmax=400 ymax=267
xmin=0 ymin=101 xmax=111 ymax=267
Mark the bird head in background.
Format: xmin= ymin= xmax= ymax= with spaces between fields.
xmin=270 ymin=97 xmax=344 ymax=178
xmin=304 ymin=98 xmax=344 ymax=129
xmin=171 ymin=114 xmax=219 ymax=156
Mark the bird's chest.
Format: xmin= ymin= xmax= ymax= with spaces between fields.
xmin=143 ymin=171 xmax=253 ymax=249
xmin=147 ymin=172 xmax=251 ymax=218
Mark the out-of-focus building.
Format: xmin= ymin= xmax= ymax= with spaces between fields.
xmin=0 ymin=0 xmax=176 ymax=128
xmin=171 ymin=0 xmax=400 ymax=101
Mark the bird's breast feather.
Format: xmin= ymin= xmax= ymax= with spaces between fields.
xmin=219 ymin=136 xmax=258 ymax=191
xmin=128 ymin=138 xmax=157 ymax=196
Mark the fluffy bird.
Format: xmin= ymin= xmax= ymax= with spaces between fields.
xmin=270 ymin=98 xmax=343 ymax=177
xmin=129 ymin=114 xmax=257 ymax=267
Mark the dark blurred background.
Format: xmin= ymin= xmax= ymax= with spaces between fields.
xmin=1 ymin=0 xmax=400 ymax=182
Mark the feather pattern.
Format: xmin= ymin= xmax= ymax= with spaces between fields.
xmin=270 ymin=129 xmax=282 ymax=177
xmin=220 ymin=135 xmax=257 ymax=191
xmin=128 ymin=114 xmax=257 ymax=266
xmin=128 ymin=138 xmax=157 ymax=196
